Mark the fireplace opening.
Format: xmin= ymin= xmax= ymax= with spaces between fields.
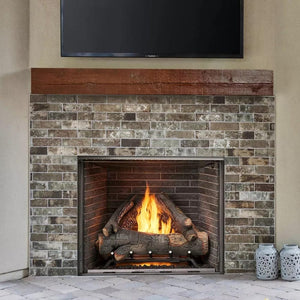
xmin=78 ymin=157 xmax=224 ymax=274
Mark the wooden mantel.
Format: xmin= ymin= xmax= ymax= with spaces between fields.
xmin=31 ymin=68 xmax=273 ymax=96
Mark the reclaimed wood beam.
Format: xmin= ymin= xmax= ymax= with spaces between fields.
xmin=31 ymin=68 xmax=273 ymax=96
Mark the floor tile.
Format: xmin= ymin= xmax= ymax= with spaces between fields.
xmin=0 ymin=274 xmax=299 ymax=300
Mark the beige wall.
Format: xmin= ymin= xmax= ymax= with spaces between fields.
xmin=275 ymin=0 xmax=300 ymax=248
xmin=30 ymin=0 xmax=275 ymax=70
xmin=2 ymin=0 xmax=299 ymax=280
xmin=0 ymin=0 xmax=30 ymax=278
xmin=24 ymin=0 xmax=298 ymax=256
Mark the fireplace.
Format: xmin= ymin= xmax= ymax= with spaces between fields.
xmin=29 ymin=69 xmax=275 ymax=275
xmin=78 ymin=158 xmax=224 ymax=274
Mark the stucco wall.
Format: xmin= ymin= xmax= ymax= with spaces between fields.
xmin=29 ymin=0 xmax=275 ymax=70
xmin=0 ymin=0 xmax=30 ymax=278
xmin=0 ymin=0 xmax=289 ymax=278
xmin=29 ymin=0 xmax=300 ymax=248
xmin=275 ymin=0 xmax=300 ymax=248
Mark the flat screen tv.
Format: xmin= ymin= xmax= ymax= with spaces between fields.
xmin=61 ymin=0 xmax=243 ymax=58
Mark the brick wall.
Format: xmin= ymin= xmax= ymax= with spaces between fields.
xmin=30 ymin=94 xmax=275 ymax=275
xmin=198 ymin=164 xmax=220 ymax=269
xmin=83 ymin=163 xmax=107 ymax=271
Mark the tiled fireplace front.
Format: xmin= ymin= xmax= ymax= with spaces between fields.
xmin=30 ymin=94 xmax=275 ymax=275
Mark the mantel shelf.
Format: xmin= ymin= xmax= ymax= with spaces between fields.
xmin=31 ymin=68 xmax=273 ymax=96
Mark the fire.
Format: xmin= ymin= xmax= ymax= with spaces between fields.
xmin=117 ymin=262 xmax=174 ymax=267
xmin=136 ymin=184 xmax=174 ymax=234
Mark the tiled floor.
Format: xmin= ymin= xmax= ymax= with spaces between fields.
xmin=0 ymin=274 xmax=300 ymax=300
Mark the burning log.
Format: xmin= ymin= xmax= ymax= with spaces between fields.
xmin=96 ymin=229 xmax=208 ymax=261
xmin=97 ymin=186 xmax=209 ymax=264
xmin=102 ymin=195 xmax=136 ymax=237
xmin=156 ymin=194 xmax=197 ymax=242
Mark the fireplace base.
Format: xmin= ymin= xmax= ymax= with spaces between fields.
xmin=30 ymin=91 xmax=275 ymax=275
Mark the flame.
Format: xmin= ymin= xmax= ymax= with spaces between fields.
xmin=136 ymin=184 xmax=174 ymax=234
xmin=117 ymin=262 xmax=173 ymax=267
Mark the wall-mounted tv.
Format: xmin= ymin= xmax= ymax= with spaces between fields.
xmin=61 ymin=0 xmax=243 ymax=58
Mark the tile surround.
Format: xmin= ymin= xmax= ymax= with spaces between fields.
xmin=30 ymin=94 xmax=275 ymax=275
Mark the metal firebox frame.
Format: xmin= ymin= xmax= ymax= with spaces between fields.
xmin=77 ymin=156 xmax=224 ymax=275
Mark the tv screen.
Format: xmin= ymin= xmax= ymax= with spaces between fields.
xmin=61 ymin=0 xmax=243 ymax=58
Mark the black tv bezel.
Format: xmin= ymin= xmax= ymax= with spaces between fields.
xmin=60 ymin=0 xmax=244 ymax=58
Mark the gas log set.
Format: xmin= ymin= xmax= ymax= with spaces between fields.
xmin=96 ymin=185 xmax=209 ymax=269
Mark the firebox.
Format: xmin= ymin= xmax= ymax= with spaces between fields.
xmin=78 ymin=157 xmax=224 ymax=274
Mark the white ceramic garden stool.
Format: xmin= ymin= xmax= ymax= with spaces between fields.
xmin=256 ymin=244 xmax=278 ymax=280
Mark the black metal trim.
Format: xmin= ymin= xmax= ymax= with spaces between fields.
xmin=86 ymin=267 xmax=216 ymax=275
xmin=77 ymin=156 xmax=225 ymax=274
xmin=76 ymin=156 xmax=224 ymax=162
xmin=60 ymin=0 xmax=64 ymax=60
xmin=77 ymin=159 xmax=85 ymax=275
xmin=240 ymin=0 xmax=244 ymax=58
xmin=218 ymin=160 xmax=225 ymax=273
